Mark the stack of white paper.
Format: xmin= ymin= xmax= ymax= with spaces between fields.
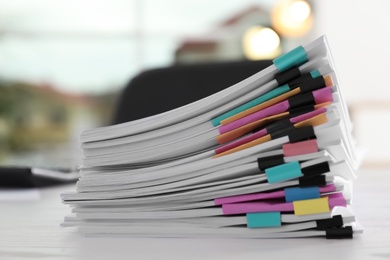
xmin=62 ymin=36 xmax=362 ymax=239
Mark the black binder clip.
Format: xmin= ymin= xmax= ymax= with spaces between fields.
xmin=257 ymin=155 xmax=285 ymax=172
xmin=316 ymin=215 xmax=344 ymax=230
xmin=275 ymin=66 xmax=301 ymax=85
xmin=288 ymin=126 xmax=316 ymax=143
xmin=325 ymin=226 xmax=353 ymax=239
xmin=299 ymin=175 xmax=326 ymax=187
xmin=298 ymin=76 xmax=326 ymax=93
xmin=302 ymin=162 xmax=330 ymax=178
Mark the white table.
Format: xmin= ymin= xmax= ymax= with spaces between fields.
xmin=1 ymin=170 xmax=389 ymax=260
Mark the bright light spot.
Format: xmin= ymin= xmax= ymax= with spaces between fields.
xmin=289 ymin=0 xmax=311 ymax=22
xmin=271 ymin=0 xmax=313 ymax=37
xmin=243 ymin=27 xmax=281 ymax=60
xmin=252 ymin=28 xmax=280 ymax=54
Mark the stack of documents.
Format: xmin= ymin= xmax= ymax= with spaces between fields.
xmin=62 ymin=36 xmax=362 ymax=239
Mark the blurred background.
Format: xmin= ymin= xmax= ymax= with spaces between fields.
xmin=0 ymin=0 xmax=388 ymax=169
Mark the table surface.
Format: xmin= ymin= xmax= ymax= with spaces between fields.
xmin=0 ymin=169 xmax=389 ymax=260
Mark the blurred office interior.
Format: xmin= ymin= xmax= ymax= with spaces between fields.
xmin=0 ymin=0 xmax=388 ymax=168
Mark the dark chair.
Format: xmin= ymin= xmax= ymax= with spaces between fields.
xmin=112 ymin=60 xmax=273 ymax=124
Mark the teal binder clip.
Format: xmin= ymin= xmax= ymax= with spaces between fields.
xmin=273 ymin=46 xmax=308 ymax=72
xmin=247 ymin=212 xmax=281 ymax=228
xmin=265 ymin=161 xmax=303 ymax=183
xmin=310 ymin=69 xmax=321 ymax=78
